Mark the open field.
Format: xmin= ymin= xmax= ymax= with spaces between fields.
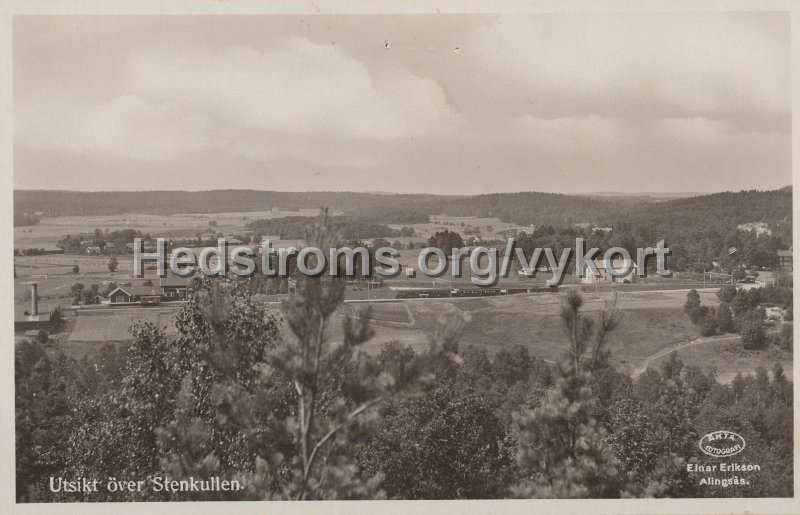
xmin=337 ymin=302 xmax=413 ymax=325
xmin=35 ymin=287 xmax=780 ymax=383
xmin=404 ymin=297 xmax=704 ymax=372
xmin=67 ymin=308 xmax=178 ymax=343
xmin=14 ymin=209 xmax=325 ymax=248
xmin=386 ymin=215 xmax=534 ymax=243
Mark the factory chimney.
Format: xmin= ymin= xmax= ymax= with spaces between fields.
xmin=29 ymin=282 xmax=38 ymax=317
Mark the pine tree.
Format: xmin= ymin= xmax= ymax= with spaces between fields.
xmin=172 ymin=210 xmax=455 ymax=500
xmin=684 ymin=289 xmax=701 ymax=315
xmin=512 ymin=290 xmax=626 ymax=498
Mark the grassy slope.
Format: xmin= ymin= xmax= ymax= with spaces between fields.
xmin=50 ymin=291 xmax=785 ymax=382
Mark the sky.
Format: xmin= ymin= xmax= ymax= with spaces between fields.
xmin=12 ymin=13 xmax=792 ymax=194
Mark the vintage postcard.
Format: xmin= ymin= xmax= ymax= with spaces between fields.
xmin=2 ymin=1 xmax=798 ymax=514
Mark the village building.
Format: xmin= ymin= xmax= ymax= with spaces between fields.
xmin=737 ymin=221 xmax=772 ymax=236
xmin=107 ymin=277 xmax=192 ymax=305
xmin=107 ymin=285 xmax=164 ymax=305
xmin=160 ymin=277 xmax=192 ymax=300
xmin=580 ymin=257 xmax=638 ymax=284
xmin=777 ymin=249 xmax=792 ymax=272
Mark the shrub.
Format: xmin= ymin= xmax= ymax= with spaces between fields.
xmin=771 ymin=324 xmax=793 ymax=351
xmin=688 ymin=305 xmax=709 ymax=325
xmin=699 ymin=312 xmax=718 ymax=337
xmin=740 ymin=314 xmax=766 ymax=350
xmin=730 ymin=293 xmax=751 ymax=317
xmin=715 ymin=303 xmax=735 ymax=333
xmin=717 ymin=285 xmax=737 ymax=304
xmin=684 ymin=289 xmax=700 ymax=316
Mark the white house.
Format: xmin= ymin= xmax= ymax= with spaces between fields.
xmin=580 ymin=257 xmax=638 ymax=284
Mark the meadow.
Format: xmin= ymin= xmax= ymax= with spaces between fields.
xmin=43 ymin=286 xmax=790 ymax=383
xmin=13 ymin=209 xmax=323 ymax=248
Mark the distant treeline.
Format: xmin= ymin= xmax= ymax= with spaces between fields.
xmin=16 ymin=188 xmax=791 ymax=229
xmin=13 ymin=190 xmax=453 ymax=218
xmin=427 ymin=188 xmax=792 ymax=229
xmin=430 ymin=191 xmax=649 ymax=226
xmin=13 ymin=189 xmax=652 ymax=225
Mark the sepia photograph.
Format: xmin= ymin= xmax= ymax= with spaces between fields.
xmin=4 ymin=2 xmax=798 ymax=513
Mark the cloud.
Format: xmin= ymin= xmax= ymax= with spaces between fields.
xmin=470 ymin=13 xmax=789 ymax=119
xmin=16 ymin=36 xmax=461 ymax=170
xmin=16 ymin=92 xmax=398 ymax=171
xmin=127 ymin=38 xmax=459 ymax=141
xmin=15 ymin=95 xmax=214 ymax=161
xmin=514 ymin=114 xmax=621 ymax=152
xmin=12 ymin=14 xmax=791 ymax=193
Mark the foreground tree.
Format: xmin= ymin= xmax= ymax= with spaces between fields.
xmin=357 ymin=334 xmax=517 ymax=499
xmin=512 ymin=290 xmax=627 ymax=498
xmin=357 ymin=378 xmax=515 ymax=499
xmin=179 ymin=211 xmax=454 ymax=500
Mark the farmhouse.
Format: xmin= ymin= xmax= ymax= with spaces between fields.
xmin=580 ymin=258 xmax=638 ymax=284
xmin=160 ymin=277 xmax=192 ymax=300
xmin=107 ymin=285 xmax=164 ymax=305
xmin=107 ymin=278 xmax=192 ymax=305
xmin=737 ymin=222 xmax=772 ymax=236
xmin=777 ymin=249 xmax=792 ymax=272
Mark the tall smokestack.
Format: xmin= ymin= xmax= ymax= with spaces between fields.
xmin=30 ymin=282 xmax=38 ymax=316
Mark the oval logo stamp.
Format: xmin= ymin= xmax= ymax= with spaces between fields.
xmin=698 ymin=430 xmax=746 ymax=458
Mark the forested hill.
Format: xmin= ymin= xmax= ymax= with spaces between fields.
xmin=12 ymin=190 xmax=456 ymax=219
xmin=609 ymin=188 xmax=793 ymax=236
xmin=14 ymin=187 xmax=791 ymax=231
xmin=13 ymin=188 xmax=649 ymax=225
xmin=430 ymin=192 xmax=649 ymax=226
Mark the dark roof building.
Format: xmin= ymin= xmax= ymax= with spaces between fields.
xmin=107 ymin=278 xmax=192 ymax=304
xmin=778 ymin=249 xmax=792 ymax=272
